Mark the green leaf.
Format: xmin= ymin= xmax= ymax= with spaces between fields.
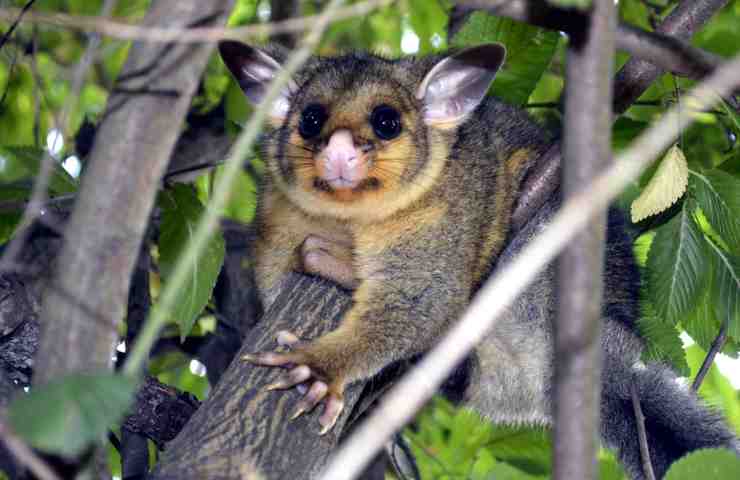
xmin=706 ymin=239 xmax=740 ymax=339
xmin=598 ymin=450 xmax=627 ymax=480
xmin=631 ymin=145 xmax=688 ymax=223
xmin=646 ymin=203 xmax=708 ymax=324
xmin=215 ymin=165 xmax=258 ymax=224
xmin=612 ymin=117 xmax=648 ymax=152
xmin=0 ymin=213 xmax=22 ymax=246
xmin=407 ymin=0 xmax=448 ymax=53
xmin=158 ymin=185 xmax=225 ymax=339
xmin=484 ymin=425 xmax=552 ymax=475
xmin=471 ymin=456 xmax=546 ymax=480
xmin=452 ymin=12 xmax=560 ymax=105
xmin=690 ymin=169 xmax=740 ymax=253
xmin=638 ymin=296 xmax=690 ymax=376
xmin=0 ymin=146 xmax=78 ymax=195
xmin=686 ymin=346 xmax=740 ymax=433
xmin=8 ymin=373 xmax=136 ymax=457
xmin=665 ymin=448 xmax=740 ymax=480
xmin=682 ymin=281 xmax=723 ymax=354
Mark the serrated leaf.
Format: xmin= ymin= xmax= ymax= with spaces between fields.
xmin=452 ymin=13 xmax=560 ymax=105
xmin=638 ymin=296 xmax=690 ymax=376
xmin=706 ymin=239 xmax=740 ymax=340
xmin=646 ymin=203 xmax=707 ymax=324
xmin=690 ymin=169 xmax=740 ymax=253
xmin=0 ymin=146 xmax=78 ymax=195
xmin=8 ymin=373 xmax=136 ymax=457
xmin=159 ymin=185 xmax=225 ymax=339
xmin=665 ymin=448 xmax=740 ymax=480
xmin=631 ymin=145 xmax=688 ymax=222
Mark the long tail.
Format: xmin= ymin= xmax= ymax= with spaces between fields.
xmin=601 ymin=357 xmax=739 ymax=479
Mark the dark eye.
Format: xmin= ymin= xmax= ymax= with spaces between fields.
xmin=370 ymin=105 xmax=402 ymax=140
xmin=299 ymin=104 xmax=328 ymax=139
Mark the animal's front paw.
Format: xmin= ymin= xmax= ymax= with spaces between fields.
xmin=242 ymin=330 xmax=346 ymax=435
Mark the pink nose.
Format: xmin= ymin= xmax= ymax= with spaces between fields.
xmin=320 ymin=129 xmax=365 ymax=189
xmin=326 ymin=130 xmax=357 ymax=165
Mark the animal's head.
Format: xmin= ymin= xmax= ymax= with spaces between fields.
xmin=220 ymin=42 xmax=505 ymax=220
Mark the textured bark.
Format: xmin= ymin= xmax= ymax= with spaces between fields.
xmin=554 ymin=1 xmax=614 ymax=479
xmin=613 ymin=0 xmax=730 ymax=114
xmin=33 ymin=0 xmax=234 ymax=385
xmin=151 ymin=274 xmax=358 ymax=480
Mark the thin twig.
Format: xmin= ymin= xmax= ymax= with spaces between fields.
xmin=631 ymin=381 xmax=657 ymax=480
xmin=0 ymin=0 xmax=394 ymax=44
xmin=0 ymin=0 xmax=37 ymax=50
xmin=122 ymin=0 xmax=348 ymax=376
xmin=691 ymin=315 xmax=729 ymax=392
xmin=0 ymin=421 xmax=62 ymax=480
xmin=320 ymin=49 xmax=740 ymax=480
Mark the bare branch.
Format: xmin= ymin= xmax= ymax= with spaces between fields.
xmin=320 ymin=47 xmax=740 ymax=480
xmin=617 ymin=24 xmax=722 ymax=81
xmin=453 ymin=0 xmax=727 ymax=84
xmin=614 ymin=0 xmax=731 ymax=114
xmin=0 ymin=421 xmax=61 ymax=480
xmin=553 ymin=1 xmax=615 ymax=479
xmin=0 ymin=0 xmax=394 ymax=44
xmin=0 ymin=0 xmax=36 ymax=50
xmin=691 ymin=320 xmax=728 ymax=392
xmin=631 ymin=382 xmax=657 ymax=480
xmin=34 ymin=0 xmax=233 ymax=385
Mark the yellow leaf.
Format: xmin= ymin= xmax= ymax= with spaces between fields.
xmin=631 ymin=144 xmax=688 ymax=223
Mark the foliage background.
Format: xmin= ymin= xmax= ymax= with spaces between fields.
xmin=0 ymin=0 xmax=738 ymax=479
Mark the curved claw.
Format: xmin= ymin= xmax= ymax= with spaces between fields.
xmin=319 ymin=395 xmax=345 ymax=435
xmin=264 ymin=365 xmax=312 ymax=391
xmin=291 ymin=381 xmax=328 ymax=420
xmin=242 ymin=351 xmax=297 ymax=367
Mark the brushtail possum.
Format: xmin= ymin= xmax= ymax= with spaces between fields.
xmin=219 ymin=41 xmax=739 ymax=479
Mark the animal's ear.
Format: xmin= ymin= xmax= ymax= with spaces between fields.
xmin=416 ymin=43 xmax=506 ymax=125
xmin=219 ymin=41 xmax=293 ymax=119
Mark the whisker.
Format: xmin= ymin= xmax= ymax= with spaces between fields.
xmin=285 ymin=141 xmax=317 ymax=153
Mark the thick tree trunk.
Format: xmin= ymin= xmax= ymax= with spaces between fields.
xmin=34 ymin=0 xmax=234 ymax=385
xmin=151 ymin=275 xmax=359 ymax=479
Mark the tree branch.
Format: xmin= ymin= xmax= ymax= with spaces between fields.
xmin=453 ymin=0 xmax=728 ymax=84
xmin=0 ymin=421 xmax=61 ymax=480
xmin=34 ymin=0 xmax=233 ymax=384
xmin=150 ymin=274 xmax=359 ymax=479
xmin=691 ymin=319 xmax=728 ymax=392
xmin=614 ymin=0 xmax=731 ymax=114
xmin=631 ymin=381 xmax=657 ymax=480
xmin=0 ymin=0 xmax=394 ymax=44
xmin=553 ymin=2 xmax=615 ymax=479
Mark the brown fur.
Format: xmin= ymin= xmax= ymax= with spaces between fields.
xmin=248 ymin=48 xmax=550 ymax=399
